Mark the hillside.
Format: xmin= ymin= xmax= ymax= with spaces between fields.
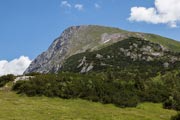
xmin=24 ymin=25 xmax=180 ymax=74
xmin=0 ymin=90 xmax=177 ymax=120
xmin=62 ymin=37 xmax=180 ymax=73
xmin=1 ymin=25 xmax=180 ymax=119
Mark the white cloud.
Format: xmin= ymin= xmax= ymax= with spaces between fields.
xmin=128 ymin=0 xmax=180 ymax=27
xmin=61 ymin=1 xmax=84 ymax=12
xmin=74 ymin=4 xmax=84 ymax=11
xmin=94 ymin=3 xmax=101 ymax=9
xmin=61 ymin=1 xmax=71 ymax=8
xmin=0 ymin=56 xmax=31 ymax=76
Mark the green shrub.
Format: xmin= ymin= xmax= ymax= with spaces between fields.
xmin=12 ymin=72 xmax=140 ymax=107
xmin=25 ymin=72 xmax=42 ymax=76
xmin=163 ymin=96 xmax=176 ymax=109
xmin=12 ymin=70 xmax=180 ymax=110
xmin=171 ymin=113 xmax=180 ymax=120
xmin=0 ymin=74 xmax=15 ymax=87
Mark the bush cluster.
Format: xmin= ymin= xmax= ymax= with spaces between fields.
xmin=0 ymin=74 xmax=15 ymax=87
xmin=12 ymin=69 xmax=180 ymax=109
xmin=13 ymin=72 xmax=139 ymax=107
xmin=171 ymin=113 xmax=180 ymax=120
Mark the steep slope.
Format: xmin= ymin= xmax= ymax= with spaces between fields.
xmin=24 ymin=25 xmax=180 ymax=74
xmin=62 ymin=37 xmax=180 ymax=73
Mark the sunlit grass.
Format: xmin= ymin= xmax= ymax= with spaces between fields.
xmin=0 ymin=89 xmax=177 ymax=120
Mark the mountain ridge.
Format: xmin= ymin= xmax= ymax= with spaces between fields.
xmin=24 ymin=25 xmax=180 ymax=74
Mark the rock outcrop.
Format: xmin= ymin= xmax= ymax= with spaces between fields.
xmin=24 ymin=26 xmax=87 ymax=73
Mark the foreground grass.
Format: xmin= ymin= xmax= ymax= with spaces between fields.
xmin=0 ymin=89 xmax=177 ymax=120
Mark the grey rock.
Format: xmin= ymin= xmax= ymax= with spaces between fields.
xmin=126 ymin=52 xmax=131 ymax=57
xmin=146 ymin=56 xmax=153 ymax=61
xmin=120 ymin=48 xmax=125 ymax=52
xmin=24 ymin=25 xmax=89 ymax=74
xmin=133 ymin=43 xmax=138 ymax=48
xmin=86 ymin=63 xmax=94 ymax=72
xmin=107 ymin=55 xmax=111 ymax=59
xmin=14 ymin=76 xmax=34 ymax=83
xmin=129 ymin=45 xmax=133 ymax=50
xmin=100 ymin=33 xmax=127 ymax=44
xmin=163 ymin=62 xmax=169 ymax=68
xmin=80 ymin=65 xmax=87 ymax=73
xmin=96 ymin=54 xmax=103 ymax=59
xmin=100 ymin=62 xmax=107 ymax=66
xmin=77 ymin=56 xmax=86 ymax=68
xmin=80 ymin=62 xmax=94 ymax=73
xmin=151 ymin=52 xmax=162 ymax=56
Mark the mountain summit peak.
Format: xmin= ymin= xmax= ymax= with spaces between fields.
xmin=24 ymin=25 xmax=180 ymax=74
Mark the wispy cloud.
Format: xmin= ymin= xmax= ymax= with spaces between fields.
xmin=61 ymin=1 xmax=71 ymax=8
xmin=74 ymin=4 xmax=84 ymax=11
xmin=61 ymin=1 xmax=84 ymax=12
xmin=0 ymin=56 xmax=31 ymax=76
xmin=94 ymin=3 xmax=101 ymax=9
xmin=128 ymin=0 xmax=180 ymax=28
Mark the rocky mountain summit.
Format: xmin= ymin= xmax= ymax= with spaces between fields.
xmin=24 ymin=25 xmax=180 ymax=74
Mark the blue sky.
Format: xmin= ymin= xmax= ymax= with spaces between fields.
xmin=0 ymin=0 xmax=180 ymax=75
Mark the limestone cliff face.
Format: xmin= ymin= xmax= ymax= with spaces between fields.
xmin=24 ymin=25 xmax=180 ymax=74
xmin=24 ymin=26 xmax=86 ymax=74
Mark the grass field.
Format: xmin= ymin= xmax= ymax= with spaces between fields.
xmin=0 ymin=86 xmax=177 ymax=120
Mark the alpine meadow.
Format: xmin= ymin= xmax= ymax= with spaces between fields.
xmin=1 ymin=0 xmax=180 ymax=120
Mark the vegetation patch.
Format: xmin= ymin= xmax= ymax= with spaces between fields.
xmin=0 ymin=74 xmax=15 ymax=87
xmin=13 ymin=69 xmax=180 ymax=110
xmin=0 ymin=90 xmax=177 ymax=120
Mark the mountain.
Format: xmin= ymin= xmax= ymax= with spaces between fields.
xmin=24 ymin=25 xmax=180 ymax=74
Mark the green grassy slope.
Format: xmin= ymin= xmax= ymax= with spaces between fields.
xmin=0 ymin=89 xmax=177 ymax=120
xmin=145 ymin=34 xmax=180 ymax=52
xmin=61 ymin=25 xmax=180 ymax=59
xmin=67 ymin=25 xmax=126 ymax=56
xmin=70 ymin=25 xmax=180 ymax=52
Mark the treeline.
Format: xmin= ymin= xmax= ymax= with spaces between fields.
xmin=12 ymin=69 xmax=180 ymax=109
xmin=13 ymin=72 xmax=139 ymax=107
